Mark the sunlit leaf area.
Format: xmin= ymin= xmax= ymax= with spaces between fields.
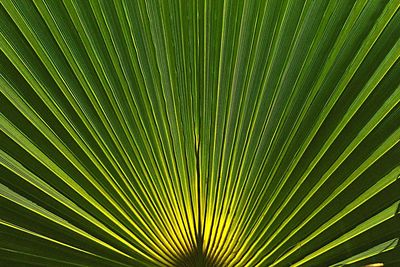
xmin=1 ymin=0 xmax=399 ymax=266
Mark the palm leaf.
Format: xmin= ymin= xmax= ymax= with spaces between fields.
xmin=1 ymin=0 xmax=399 ymax=266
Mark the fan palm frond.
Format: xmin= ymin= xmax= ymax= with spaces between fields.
xmin=1 ymin=0 xmax=399 ymax=266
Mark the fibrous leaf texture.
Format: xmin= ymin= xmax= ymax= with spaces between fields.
xmin=0 ymin=0 xmax=399 ymax=266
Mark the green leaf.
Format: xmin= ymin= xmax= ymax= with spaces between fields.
xmin=1 ymin=0 xmax=399 ymax=266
